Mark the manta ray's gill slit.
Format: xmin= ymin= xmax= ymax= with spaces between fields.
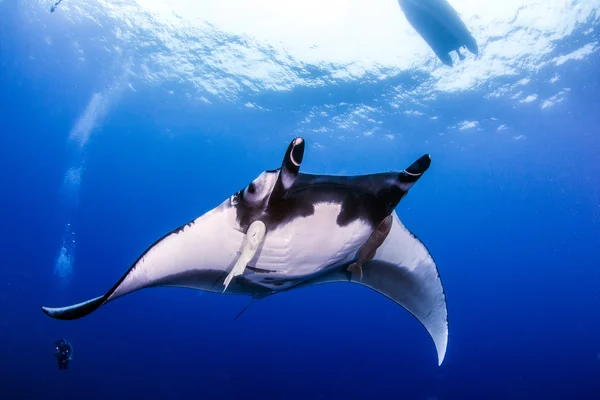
xmin=246 ymin=265 xmax=278 ymax=274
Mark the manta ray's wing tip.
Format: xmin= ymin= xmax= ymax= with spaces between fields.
xmin=41 ymin=295 xmax=105 ymax=320
xmin=436 ymin=332 xmax=448 ymax=366
xmin=419 ymin=297 xmax=448 ymax=367
xmin=41 ymin=305 xmax=69 ymax=319
xmin=438 ymin=354 xmax=446 ymax=366
xmin=405 ymin=154 xmax=432 ymax=176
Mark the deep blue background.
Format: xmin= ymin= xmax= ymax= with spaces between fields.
xmin=1 ymin=2 xmax=599 ymax=399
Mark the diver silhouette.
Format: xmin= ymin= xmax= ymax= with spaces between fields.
xmin=54 ymin=339 xmax=73 ymax=370
xmin=50 ymin=0 xmax=63 ymax=13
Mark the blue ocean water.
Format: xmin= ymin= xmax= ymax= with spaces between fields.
xmin=1 ymin=1 xmax=599 ymax=399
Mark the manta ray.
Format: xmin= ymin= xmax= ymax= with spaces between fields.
xmin=41 ymin=137 xmax=449 ymax=365
xmin=398 ymin=0 xmax=478 ymax=67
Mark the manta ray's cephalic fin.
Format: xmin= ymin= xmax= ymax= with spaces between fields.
xmin=269 ymin=137 xmax=305 ymax=203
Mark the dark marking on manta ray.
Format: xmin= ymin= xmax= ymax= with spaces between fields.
xmin=233 ymin=172 xmax=421 ymax=232
xmin=232 ymin=153 xmax=431 ymax=232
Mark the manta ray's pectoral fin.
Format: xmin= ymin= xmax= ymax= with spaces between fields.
xmin=269 ymin=137 xmax=305 ymax=203
xmin=347 ymin=215 xmax=393 ymax=281
xmin=223 ymin=220 xmax=267 ymax=292
xmin=297 ymin=211 xmax=448 ymax=366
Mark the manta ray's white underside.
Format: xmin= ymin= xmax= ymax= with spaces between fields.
xmin=110 ymin=201 xmax=374 ymax=300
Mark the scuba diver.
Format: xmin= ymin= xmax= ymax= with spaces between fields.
xmin=54 ymin=339 xmax=73 ymax=370
xmin=50 ymin=0 xmax=63 ymax=13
